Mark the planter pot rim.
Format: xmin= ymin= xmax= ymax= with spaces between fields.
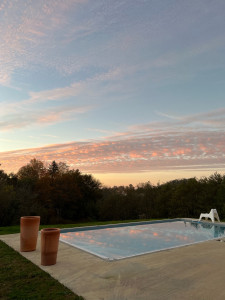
xmin=21 ymin=216 xmax=40 ymax=219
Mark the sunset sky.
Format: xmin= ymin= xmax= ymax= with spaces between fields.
xmin=1 ymin=0 xmax=225 ymax=186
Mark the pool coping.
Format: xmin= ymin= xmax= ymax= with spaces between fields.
xmin=2 ymin=219 xmax=225 ymax=300
xmin=60 ymin=218 xmax=183 ymax=233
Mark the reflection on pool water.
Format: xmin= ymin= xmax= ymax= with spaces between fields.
xmin=60 ymin=220 xmax=225 ymax=260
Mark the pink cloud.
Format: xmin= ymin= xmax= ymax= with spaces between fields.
xmin=1 ymin=108 xmax=225 ymax=180
xmin=1 ymin=129 xmax=225 ymax=175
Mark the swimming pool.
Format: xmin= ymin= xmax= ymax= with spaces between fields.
xmin=60 ymin=219 xmax=225 ymax=261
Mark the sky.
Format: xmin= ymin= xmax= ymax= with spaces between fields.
xmin=0 ymin=0 xmax=225 ymax=186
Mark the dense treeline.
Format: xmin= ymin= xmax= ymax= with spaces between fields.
xmin=0 ymin=159 xmax=225 ymax=226
xmin=0 ymin=159 xmax=101 ymax=226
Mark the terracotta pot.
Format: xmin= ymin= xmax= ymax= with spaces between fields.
xmin=41 ymin=228 xmax=60 ymax=266
xmin=20 ymin=216 xmax=40 ymax=252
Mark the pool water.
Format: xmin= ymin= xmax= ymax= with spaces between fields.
xmin=60 ymin=219 xmax=225 ymax=260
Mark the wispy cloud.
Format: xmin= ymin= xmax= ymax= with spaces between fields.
xmin=0 ymin=0 xmax=89 ymax=85
xmin=23 ymin=67 xmax=124 ymax=105
xmin=1 ymin=0 xmax=224 ymax=87
xmin=129 ymin=108 xmax=225 ymax=134
xmin=0 ymin=104 xmax=92 ymax=131
xmin=0 ymin=65 xmax=126 ymax=132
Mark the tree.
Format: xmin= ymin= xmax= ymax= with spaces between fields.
xmin=47 ymin=161 xmax=70 ymax=177
xmin=48 ymin=160 xmax=59 ymax=178
xmin=58 ymin=162 xmax=70 ymax=174
xmin=0 ymin=181 xmax=17 ymax=226
xmin=17 ymin=158 xmax=46 ymax=181
xmin=0 ymin=169 xmax=9 ymax=185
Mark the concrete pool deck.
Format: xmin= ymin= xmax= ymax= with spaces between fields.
xmin=1 ymin=228 xmax=225 ymax=300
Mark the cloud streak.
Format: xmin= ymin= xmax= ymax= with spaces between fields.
xmin=0 ymin=104 xmax=92 ymax=131
xmin=0 ymin=65 xmax=126 ymax=133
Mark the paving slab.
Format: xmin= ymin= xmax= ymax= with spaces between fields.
xmin=1 ymin=230 xmax=225 ymax=300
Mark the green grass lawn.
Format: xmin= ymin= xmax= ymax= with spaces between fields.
xmin=0 ymin=240 xmax=84 ymax=300
xmin=0 ymin=219 xmax=152 ymax=299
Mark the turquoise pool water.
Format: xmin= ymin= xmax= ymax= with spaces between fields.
xmin=60 ymin=219 xmax=225 ymax=260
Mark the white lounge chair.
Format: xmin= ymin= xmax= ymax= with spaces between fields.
xmin=199 ymin=208 xmax=220 ymax=223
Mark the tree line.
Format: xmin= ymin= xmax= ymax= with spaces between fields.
xmin=0 ymin=159 xmax=225 ymax=226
